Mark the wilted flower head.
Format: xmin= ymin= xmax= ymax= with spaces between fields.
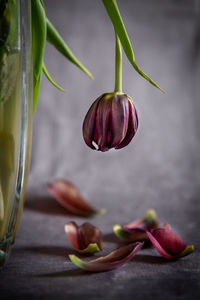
xmin=82 ymin=92 xmax=138 ymax=152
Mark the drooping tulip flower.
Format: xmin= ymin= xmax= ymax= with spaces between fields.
xmin=82 ymin=30 xmax=141 ymax=152
xmin=146 ymin=223 xmax=194 ymax=260
xmin=64 ymin=221 xmax=103 ymax=254
xmin=82 ymin=92 xmax=138 ymax=152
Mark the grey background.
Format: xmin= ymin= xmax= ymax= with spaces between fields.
xmin=1 ymin=0 xmax=200 ymax=299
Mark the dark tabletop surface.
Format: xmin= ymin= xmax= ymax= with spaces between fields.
xmin=1 ymin=0 xmax=200 ymax=299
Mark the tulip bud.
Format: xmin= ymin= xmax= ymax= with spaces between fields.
xmin=82 ymin=93 xmax=138 ymax=152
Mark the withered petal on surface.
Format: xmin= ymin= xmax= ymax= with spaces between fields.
xmin=47 ymin=179 xmax=105 ymax=217
xmin=65 ymin=221 xmax=102 ymax=253
xmin=113 ymin=225 xmax=147 ymax=242
xmin=69 ymin=242 xmax=143 ymax=272
xmin=146 ymin=225 xmax=194 ymax=260
xmin=113 ymin=209 xmax=159 ymax=242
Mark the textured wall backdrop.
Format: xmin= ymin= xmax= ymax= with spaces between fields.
xmin=2 ymin=1 xmax=199 ymax=298
xmin=29 ymin=0 xmax=200 ymax=227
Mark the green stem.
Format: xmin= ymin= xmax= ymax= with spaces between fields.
xmin=114 ymin=33 xmax=122 ymax=93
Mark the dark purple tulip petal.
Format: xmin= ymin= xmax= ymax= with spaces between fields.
xmin=47 ymin=179 xmax=105 ymax=217
xmin=94 ymin=95 xmax=113 ymax=151
xmin=82 ymin=92 xmax=138 ymax=152
xmin=146 ymin=225 xmax=194 ymax=259
xmin=65 ymin=221 xmax=102 ymax=253
xmin=113 ymin=209 xmax=159 ymax=242
xmin=110 ymin=94 xmax=129 ymax=148
xmin=69 ymin=242 xmax=143 ymax=272
xmin=116 ymin=98 xmax=138 ymax=149
xmin=82 ymin=96 xmax=102 ymax=149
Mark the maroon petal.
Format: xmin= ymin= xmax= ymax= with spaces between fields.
xmin=64 ymin=221 xmax=80 ymax=250
xmin=113 ymin=224 xmax=147 ymax=242
xmin=82 ymin=92 xmax=138 ymax=152
xmin=110 ymin=94 xmax=129 ymax=148
xmin=65 ymin=221 xmax=102 ymax=253
xmin=69 ymin=242 xmax=143 ymax=272
xmin=113 ymin=209 xmax=159 ymax=242
xmin=94 ymin=95 xmax=113 ymax=151
xmin=82 ymin=96 xmax=101 ymax=150
xmin=78 ymin=222 xmax=103 ymax=251
xmin=116 ymin=98 xmax=138 ymax=149
xmin=47 ymin=179 xmax=105 ymax=217
xmin=146 ymin=230 xmax=174 ymax=259
xmin=147 ymin=226 xmax=194 ymax=259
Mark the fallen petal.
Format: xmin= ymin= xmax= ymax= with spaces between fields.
xmin=113 ymin=225 xmax=147 ymax=242
xmin=65 ymin=221 xmax=102 ymax=253
xmin=69 ymin=242 xmax=143 ymax=272
xmin=146 ymin=226 xmax=194 ymax=259
xmin=113 ymin=209 xmax=158 ymax=242
xmin=47 ymin=179 xmax=105 ymax=217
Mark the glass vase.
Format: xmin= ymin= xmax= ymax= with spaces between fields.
xmin=0 ymin=0 xmax=32 ymax=266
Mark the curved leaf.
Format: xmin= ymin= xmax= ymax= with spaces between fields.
xmin=102 ymin=0 xmax=164 ymax=93
xmin=42 ymin=63 xmax=66 ymax=92
xmin=31 ymin=0 xmax=46 ymax=112
xmin=46 ymin=18 xmax=93 ymax=80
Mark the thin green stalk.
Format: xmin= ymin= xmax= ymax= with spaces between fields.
xmin=114 ymin=33 xmax=122 ymax=93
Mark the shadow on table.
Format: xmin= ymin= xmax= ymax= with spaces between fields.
xmin=15 ymin=245 xmax=76 ymax=258
xmin=24 ymin=195 xmax=84 ymax=218
xmin=37 ymin=268 xmax=93 ymax=278
xmin=35 ymin=254 xmax=170 ymax=278
xmin=102 ymin=234 xmax=156 ymax=249
xmin=16 ymin=245 xmax=102 ymax=261
xmin=25 ymin=195 xmax=98 ymax=219
xmin=132 ymin=254 xmax=170 ymax=265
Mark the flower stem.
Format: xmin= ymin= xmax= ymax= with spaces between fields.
xmin=114 ymin=33 xmax=122 ymax=93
